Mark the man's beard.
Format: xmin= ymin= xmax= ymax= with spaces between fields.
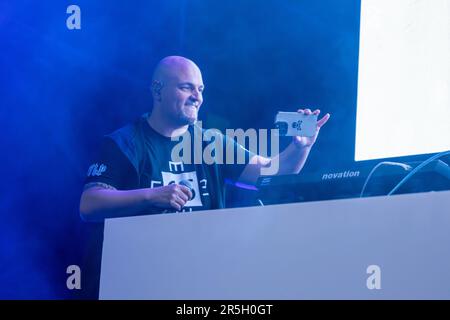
xmin=179 ymin=105 xmax=198 ymax=125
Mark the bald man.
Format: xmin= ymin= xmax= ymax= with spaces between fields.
xmin=80 ymin=56 xmax=329 ymax=221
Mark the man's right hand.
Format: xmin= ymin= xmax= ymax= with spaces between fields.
xmin=147 ymin=184 xmax=193 ymax=211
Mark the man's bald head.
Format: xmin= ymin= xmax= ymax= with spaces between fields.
xmin=152 ymin=56 xmax=201 ymax=86
xmin=149 ymin=56 xmax=205 ymax=127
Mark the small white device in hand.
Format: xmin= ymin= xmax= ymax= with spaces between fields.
xmin=274 ymin=111 xmax=318 ymax=137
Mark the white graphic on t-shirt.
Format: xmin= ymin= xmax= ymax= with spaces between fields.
xmin=199 ymin=179 xmax=209 ymax=196
xmin=168 ymin=161 xmax=184 ymax=172
xmin=180 ymin=207 xmax=193 ymax=213
xmin=161 ymin=171 xmax=203 ymax=207
xmin=150 ymin=180 xmax=163 ymax=188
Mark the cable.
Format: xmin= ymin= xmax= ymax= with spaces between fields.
xmin=387 ymin=150 xmax=450 ymax=196
xmin=360 ymin=161 xmax=412 ymax=198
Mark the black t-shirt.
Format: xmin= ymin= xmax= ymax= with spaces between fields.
xmin=82 ymin=114 xmax=254 ymax=298
xmin=84 ymin=114 xmax=252 ymax=214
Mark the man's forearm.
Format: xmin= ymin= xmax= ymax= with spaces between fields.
xmin=80 ymin=187 xmax=151 ymax=222
xmin=238 ymin=142 xmax=312 ymax=185
xmin=276 ymin=142 xmax=312 ymax=174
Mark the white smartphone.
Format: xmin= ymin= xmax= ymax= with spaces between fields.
xmin=274 ymin=112 xmax=318 ymax=137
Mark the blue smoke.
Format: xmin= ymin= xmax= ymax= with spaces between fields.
xmin=0 ymin=0 xmax=360 ymax=298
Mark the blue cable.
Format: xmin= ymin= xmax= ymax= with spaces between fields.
xmin=387 ymin=150 xmax=450 ymax=196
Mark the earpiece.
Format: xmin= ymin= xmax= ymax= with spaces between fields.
xmin=151 ymin=80 xmax=163 ymax=95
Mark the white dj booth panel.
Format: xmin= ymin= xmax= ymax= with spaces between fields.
xmin=100 ymin=191 xmax=450 ymax=299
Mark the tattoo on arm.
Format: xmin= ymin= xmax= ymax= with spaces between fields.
xmin=83 ymin=182 xmax=117 ymax=191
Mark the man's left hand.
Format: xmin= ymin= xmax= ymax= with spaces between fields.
xmin=293 ymin=108 xmax=330 ymax=148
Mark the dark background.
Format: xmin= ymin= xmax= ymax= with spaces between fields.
xmin=0 ymin=0 xmax=361 ymax=298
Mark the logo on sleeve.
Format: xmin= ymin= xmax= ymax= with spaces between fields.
xmin=87 ymin=163 xmax=107 ymax=177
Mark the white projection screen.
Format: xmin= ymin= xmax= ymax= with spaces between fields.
xmin=355 ymin=0 xmax=450 ymax=161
